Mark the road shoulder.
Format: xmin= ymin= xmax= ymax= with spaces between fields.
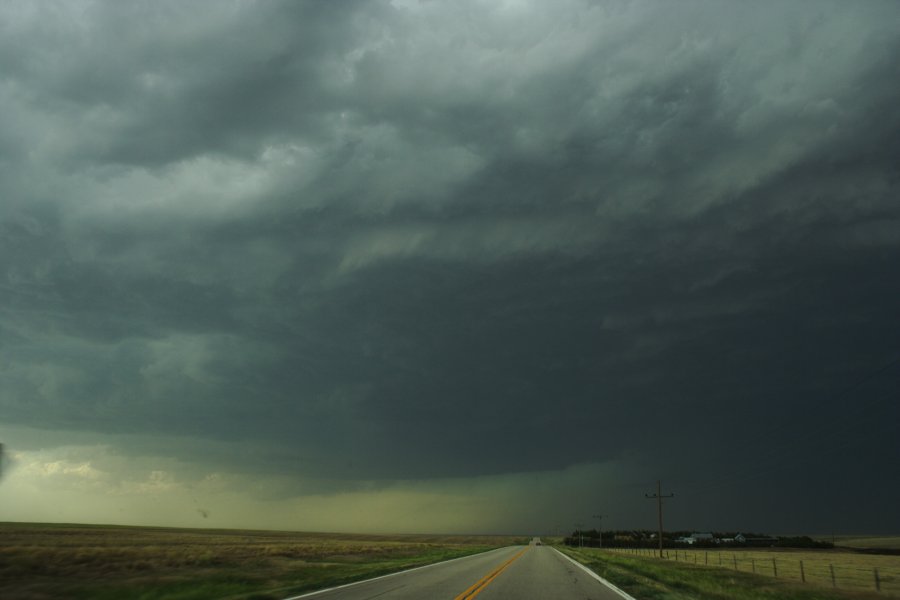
xmin=552 ymin=547 xmax=638 ymax=600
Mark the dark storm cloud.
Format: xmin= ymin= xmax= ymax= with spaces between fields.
xmin=1 ymin=0 xmax=899 ymax=530
xmin=0 ymin=1 xmax=378 ymax=165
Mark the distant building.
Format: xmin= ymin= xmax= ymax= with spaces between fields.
xmin=677 ymin=533 xmax=714 ymax=545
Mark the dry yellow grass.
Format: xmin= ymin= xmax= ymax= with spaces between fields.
xmin=609 ymin=546 xmax=900 ymax=596
xmin=0 ymin=522 xmax=522 ymax=600
xmin=830 ymin=536 xmax=900 ymax=550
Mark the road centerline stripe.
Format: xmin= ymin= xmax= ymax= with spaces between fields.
xmin=454 ymin=546 xmax=529 ymax=600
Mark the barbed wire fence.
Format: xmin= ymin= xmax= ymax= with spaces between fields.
xmin=606 ymin=547 xmax=900 ymax=596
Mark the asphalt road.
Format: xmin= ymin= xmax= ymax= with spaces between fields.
xmin=286 ymin=539 xmax=630 ymax=600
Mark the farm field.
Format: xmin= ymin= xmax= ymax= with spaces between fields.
xmin=563 ymin=546 xmax=898 ymax=600
xmin=0 ymin=522 xmax=521 ymax=600
xmin=826 ymin=536 xmax=900 ymax=550
xmin=601 ymin=546 xmax=900 ymax=598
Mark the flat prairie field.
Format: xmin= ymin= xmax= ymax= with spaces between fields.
xmin=675 ymin=548 xmax=899 ymax=594
xmin=827 ymin=536 xmax=900 ymax=550
xmin=603 ymin=546 xmax=900 ymax=598
xmin=0 ymin=522 xmax=521 ymax=600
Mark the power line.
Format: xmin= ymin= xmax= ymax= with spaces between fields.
xmin=645 ymin=480 xmax=674 ymax=558
xmin=592 ymin=514 xmax=608 ymax=548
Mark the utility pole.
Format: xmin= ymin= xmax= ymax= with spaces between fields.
xmin=592 ymin=514 xmax=608 ymax=549
xmin=645 ymin=480 xmax=674 ymax=558
xmin=574 ymin=523 xmax=584 ymax=548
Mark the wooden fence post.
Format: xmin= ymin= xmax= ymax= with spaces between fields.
xmin=874 ymin=567 xmax=881 ymax=592
xmin=752 ymin=558 xmax=756 ymax=573
xmin=705 ymin=552 xmax=708 ymax=565
xmin=830 ymin=564 xmax=836 ymax=588
xmin=799 ymin=560 xmax=805 ymax=583
xmin=772 ymin=558 xmax=777 ymax=578
xmin=733 ymin=555 xmax=737 ymax=570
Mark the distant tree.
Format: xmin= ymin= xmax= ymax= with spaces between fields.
xmin=775 ymin=536 xmax=833 ymax=549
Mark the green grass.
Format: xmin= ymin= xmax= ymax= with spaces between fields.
xmin=0 ymin=522 xmax=522 ymax=600
xmin=604 ymin=546 xmax=900 ymax=595
xmin=558 ymin=546 xmax=887 ymax=600
xmin=69 ymin=553 xmax=475 ymax=600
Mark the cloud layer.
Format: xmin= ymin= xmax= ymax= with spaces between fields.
xmin=1 ymin=0 xmax=898 ymax=532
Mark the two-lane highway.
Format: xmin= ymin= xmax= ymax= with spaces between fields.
xmin=286 ymin=540 xmax=631 ymax=600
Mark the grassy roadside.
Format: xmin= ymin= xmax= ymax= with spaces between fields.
xmin=556 ymin=546 xmax=885 ymax=600
xmin=82 ymin=547 xmax=485 ymax=600
xmin=0 ymin=522 xmax=524 ymax=600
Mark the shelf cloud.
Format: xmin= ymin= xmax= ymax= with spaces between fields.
xmin=0 ymin=0 xmax=898 ymax=533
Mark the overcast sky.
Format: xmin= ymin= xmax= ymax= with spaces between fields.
xmin=1 ymin=0 xmax=898 ymax=535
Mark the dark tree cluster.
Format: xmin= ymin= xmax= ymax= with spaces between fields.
xmin=564 ymin=530 xmax=833 ymax=549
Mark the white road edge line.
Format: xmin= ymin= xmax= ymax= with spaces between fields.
xmin=281 ymin=546 xmax=512 ymax=600
xmin=552 ymin=548 xmax=638 ymax=600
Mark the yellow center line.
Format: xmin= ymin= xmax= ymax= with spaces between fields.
xmin=454 ymin=546 xmax=530 ymax=600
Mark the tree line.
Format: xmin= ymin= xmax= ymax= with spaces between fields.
xmin=564 ymin=530 xmax=833 ymax=549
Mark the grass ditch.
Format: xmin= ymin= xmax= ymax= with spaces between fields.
xmin=0 ymin=522 xmax=523 ymax=600
xmin=557 ymin=546 xmax=888 ymax=600
xmin=608 ymin=547 xmax=900 ymax=594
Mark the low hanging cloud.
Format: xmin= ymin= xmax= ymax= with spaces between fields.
xmin=0 ymin=428 xmax=647 ymax=533
xmin=0 ymin=0 xmax=898 ymax=532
